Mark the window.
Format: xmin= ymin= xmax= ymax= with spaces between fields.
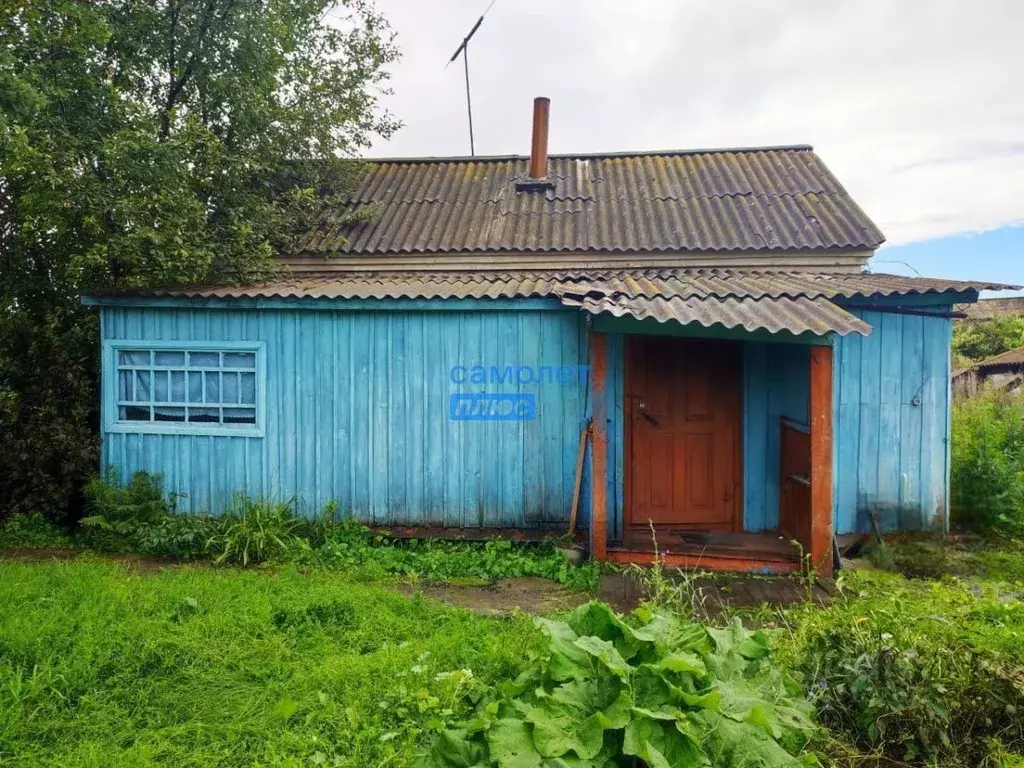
xmin=108 ymin=343 xmax=264 ymax=434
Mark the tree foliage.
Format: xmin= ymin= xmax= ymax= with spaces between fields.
xmin=952 ymin=315 xmax=1024 ymax=368
xmin=0 ymin=0 xmax=399 ymax=520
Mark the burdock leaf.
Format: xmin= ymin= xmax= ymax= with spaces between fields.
xmin=486 ymin=718 xmax=543 ymax=768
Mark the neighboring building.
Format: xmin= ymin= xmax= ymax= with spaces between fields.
xmin=956 ymin=296 xmax=1024 ymax=320
xmin=83 ymin=98 xmax=1011 ymax=574
xmin=953 ymin=347 xmax=1024 ymax=399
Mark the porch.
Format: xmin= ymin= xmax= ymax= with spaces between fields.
xmin=606 ymin=529 xmax=802 ymax=573
xmin=583 ymin=312 xmax=843 ymax=576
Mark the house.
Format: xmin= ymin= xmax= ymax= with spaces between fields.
xmin=953 ymin=346 xmax=1024 ymax=399
xmin=82 ymin=98 xmax=1011 ymax=575
xmin=955 ymin=296 xmax=1024 ymax=320
xmin=951 ymin=296 xmax=1024 ymax=398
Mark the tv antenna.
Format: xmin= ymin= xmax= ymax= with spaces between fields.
xmin=446 ymin=0 xmax=498 ymax=156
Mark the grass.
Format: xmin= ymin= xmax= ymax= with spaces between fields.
xmin=2 ymin=520 xmax=1022 ymax=766
xmin=863 ymin=535 xmax=1024 ymax=583
xmin=764 ymin=538 xmax=1024 ymax=766
xmin=0 ymin=558 xmax=544 ymax=767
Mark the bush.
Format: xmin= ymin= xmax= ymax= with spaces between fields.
xmin=0 ymin=513 xmax=72 ymax=550
xmin=205 ymin=495 xmax=305 ymax=566
xmin=418 ymin=601 xmax=819 ymax=767
xmin=780 ymin=571 xmax=1024 ymax=765
xmin=951 ymin=389 xmax=1024 ymax=533
xmin=82 ymin=469 xmax=175 ymax=525
xmin=0 ymin=310 xmax=100 ymax=526
xmin=129 ymin=515 xmax=220 ymax=560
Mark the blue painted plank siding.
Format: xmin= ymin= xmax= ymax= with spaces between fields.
xmin=743 ymin=343 xmax=810 ymax=531
xmin=832 ymin=306 xmax=953 ymax=533
xmin=100 ymin=298 xmax=955 ymax=538
xmin=102 ymin=306 xmax=590 ymax=525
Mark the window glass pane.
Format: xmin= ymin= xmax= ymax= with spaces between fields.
xmin=223 ymin=408 xmax=256 ymax=424
xmin=116 ymin=346 xmax=259 ymax=429
xmin=155 ymin=351 xmax=186 ymax=366
xmin=222 ymin=372 xmax=240 ymax=404
xmin=135 ymin=371 xmax=151 ymax=401
xmin=118 ymin=370 xmax=132 ymax=401
xmin=170 ymin=371 xmax=186 ymax=402
xmin=189 ymin=351 xmax=220 ymax=367
xmin=188 ymin=407 xmax=219 ymax=423
xmin=121 ymin=405 xmax=150 ymax=421
xmin=204 ymin=371 xmax=220 ymax=403
xmin=223 ymin=352 xmax=256 ymax=369
xmin=188 ymin=371 xmax=203 ymax=402
xmin=119 ymin=350 xmax=150 ymax=366
xmin=240 ymin=373 xmax=256 ymax=404
xmin=154 ymin=406 xmax=185 ymax=422
xmin=153 ymin=371 xmax=169 ymax=402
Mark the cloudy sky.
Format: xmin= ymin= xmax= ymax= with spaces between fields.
xmin=368 ymin=0 xmax=1023 ymax=284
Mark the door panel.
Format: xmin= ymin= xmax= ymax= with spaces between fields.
xmin=626 ymin=337 xmax=742 ymax=530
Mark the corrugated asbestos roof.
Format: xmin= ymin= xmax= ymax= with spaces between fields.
xmin=559 ymin=294 xmax=872 ymax=336
xmin=140 ymin=270 xmax=1009 ymax=302
xmin=971 ymin=346 xmax=1024 ymax=370
xmin=298 ymin=148 xmax=885 ymax=255
xmin=116 ymin=270 xmax=1015 ymax=338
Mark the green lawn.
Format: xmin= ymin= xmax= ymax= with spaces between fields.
xmin=2 ymin=539 xmax=1023 ymax=767
xmin=0 ymin=558 xmax=543 ymax=767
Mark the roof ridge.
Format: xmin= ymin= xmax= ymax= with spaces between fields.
xmin=346 ymin=191 xmax=846 ymax=205
xmin=364 ymin=145 xmax=815 ymax=164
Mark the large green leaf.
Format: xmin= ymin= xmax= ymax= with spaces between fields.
xmin=706 ymin=618 xmax=771 ymax=662
xmin=713 ymin=681 xmax=763 ymax=721
xmin=537 ymin=619 xmax=592 ymax=682
xmin=655 ymin=652 xmax=707 ymax=677
xmin=622 ymin=716 xmax=709 ymax=768
xmin=693 ymin=711 xmax=816 ymax=768
xmin=566 ymin=601 xmax=644 ymax=659
xmin=486 ymin=719 xmax=543 ymax=768
xmin=632 ymin=612 xmax=710 ymax=658
xmin=632 ymin=664 xmax=676 ymax=713
xmin=420 ymin=729 xmax=487 ymax=767
xmin=573 ymin=636 xmax=631 ymax=678
xmin=548 ymin=677 xmax=631 ymax=729
xmin=525 ymin=699 xmax=605 ymax=759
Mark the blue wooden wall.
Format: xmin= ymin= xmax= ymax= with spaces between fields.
xmin=832 ymin=304 xmax=953 ymax=533
xmin=99 ymin=297 xmax=956 ymax=536
xmin=743 ymin=344 xmax=810 ymax=531
xmin=101 ymin=304 xmax=591 ymax=526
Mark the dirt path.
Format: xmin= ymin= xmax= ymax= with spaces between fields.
xmin=1 ymin=548 xmax=831 ymax=618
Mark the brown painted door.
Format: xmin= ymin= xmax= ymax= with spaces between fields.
xmin=626 ymin=337 xmax=742 ymax=531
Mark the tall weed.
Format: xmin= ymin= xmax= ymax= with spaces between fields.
xmin=0 ymin=513 xmax=71 ymax=550
xmin=951 ymin=389 xmax=1024 ymax=534
xmin=205 ymin=495 xmax=304 ymax=565
xmin=779 ymin=571 xmax=1024 ymax=765
xmin=82 ymin=468 xmax=176 ymax=524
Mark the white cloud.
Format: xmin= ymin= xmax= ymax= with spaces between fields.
xmin=367 ymin=0 xmax=1024 ymax=246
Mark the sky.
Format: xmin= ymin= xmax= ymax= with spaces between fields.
xmin=365 ymin=0 xmax=1024 ymax=287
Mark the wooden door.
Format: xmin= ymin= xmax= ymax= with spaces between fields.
xmin=625 ymin=337 xmax=742 ymax=531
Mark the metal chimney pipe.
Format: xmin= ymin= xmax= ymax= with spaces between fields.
xmin=529 ymin=97 xmax=550 ymax=178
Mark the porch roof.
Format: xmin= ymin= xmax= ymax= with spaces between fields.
xmin=558 ymin=292 xmax=872 ymax=336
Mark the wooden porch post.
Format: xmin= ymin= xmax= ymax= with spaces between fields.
xmin=809 ymin=345 xmax=834 ymax=576
xmin=590 ymin=331 xmax=608 ymax=561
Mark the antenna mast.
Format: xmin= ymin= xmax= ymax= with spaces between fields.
xmin=447 ymin=0 xmax=497 ymax=156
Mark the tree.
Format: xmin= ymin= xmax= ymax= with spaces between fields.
xmin=0 ymin=0 xmax=400 ymax=520
xmin=952 ymin=315 xmax=1024 ymax=368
